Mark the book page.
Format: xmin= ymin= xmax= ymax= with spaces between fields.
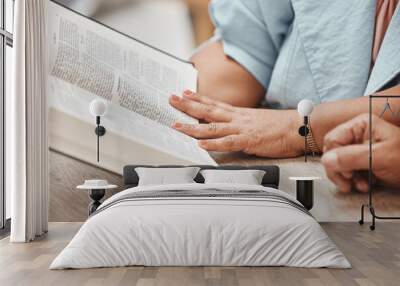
xmin=48 ymin=1 xmax=216 ymax=166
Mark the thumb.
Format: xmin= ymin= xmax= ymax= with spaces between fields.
xmin=321 ymin=144 xmax=370 ymax=172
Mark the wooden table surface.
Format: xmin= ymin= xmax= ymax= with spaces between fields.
xmin=213 ymin=152 xmax=400 ymax=222
xmin=49 ymin=150 xmax=400 ymax=223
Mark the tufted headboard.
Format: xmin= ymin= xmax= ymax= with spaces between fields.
xmin=123 ymin=165 xmax=280 ymax=189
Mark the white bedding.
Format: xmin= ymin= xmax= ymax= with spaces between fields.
xmin=50 ymin=183 xmax=350 ymax=269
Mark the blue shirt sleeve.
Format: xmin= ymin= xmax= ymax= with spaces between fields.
xmin=209 ymin=0 xmax=294 ymax=89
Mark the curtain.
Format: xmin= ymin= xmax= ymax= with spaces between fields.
xmin=8 ymin=0 xmax=48 ymax=242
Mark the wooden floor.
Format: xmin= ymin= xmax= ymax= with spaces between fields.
xmin=1 ymin=222 xmax=399 ymax=286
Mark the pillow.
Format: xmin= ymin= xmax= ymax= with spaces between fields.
xmin=135 ymin=167 xmax=201 ymax=186
xmin=200 ymin=169 xmax=266 ymax=185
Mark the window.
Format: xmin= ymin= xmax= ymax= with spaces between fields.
xmin=0 ymin=0 xmax=14 ymax=232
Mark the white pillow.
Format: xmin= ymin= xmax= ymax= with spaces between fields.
xmin=200 ymin=169 xmax=266 ymax=185
xmin=135 ymin=167 xmax=200 ymax=186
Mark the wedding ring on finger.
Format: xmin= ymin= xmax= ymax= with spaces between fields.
xmin=208 ymin=123 xmax=218 ymax=133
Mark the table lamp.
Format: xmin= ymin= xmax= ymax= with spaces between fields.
xmin=89 ymin=99 xmax=107 ymax=162
xmin=292 ymin=99 xmax=319 ymax=211
xmin=297 ymin=99 xmax=314 ymax=162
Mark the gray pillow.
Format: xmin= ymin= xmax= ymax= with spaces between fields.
xmin=135 ymin=167 xmax=201 ymax=186
xmin=200 ymin=169 xmax=266 ymax=185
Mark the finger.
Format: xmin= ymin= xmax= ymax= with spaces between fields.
xmin=172 ymin=122 xmax=239 ymax=139
xmin=321 ymin=145 xmax=369 ymax=173
xmin=182 ymin=90 xmax=236 ymax=112
xmin=170 ymin=95 xmax=232 ymax=122
xmin=198 ymin=135 xmax=248 ymax=152
xmin=353 ymin=176 xmax=369 ymax=193
xmin=341 ymin=171 xmax=353 ymax=180
xmin=322 ymin=157 xmax=353 ymax=192
xmin=323 ymin=114 xmax=369 ymax=152
xmin=323 ymin=113 xmax=396 ymax=153
xmin=352 ymin=171 xmax=371 ymax=193
xmin=330 ymin=172 xmax=353 ymax=193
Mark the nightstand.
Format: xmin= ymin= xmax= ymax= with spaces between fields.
xmin=77 ymin=180 xmax=118 ymax=216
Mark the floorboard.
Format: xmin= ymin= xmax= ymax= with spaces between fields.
xmin=1 ymin=222 xmax=399 ymax=286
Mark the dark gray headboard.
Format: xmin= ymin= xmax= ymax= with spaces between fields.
xmin=123 ymin=165 xmax=280 ymax=189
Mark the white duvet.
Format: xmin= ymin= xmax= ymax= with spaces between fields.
xmin=50 ymin=183 xmax=350 ymax=269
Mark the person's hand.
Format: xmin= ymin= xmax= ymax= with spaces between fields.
xmin=321 ymin=114 xmax=400 ymax=193
xmin=169 ymin=90 xmax=304 ymax=158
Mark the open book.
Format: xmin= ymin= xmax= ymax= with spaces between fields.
xmin=48 ymin=1 xmax=217 ymax=173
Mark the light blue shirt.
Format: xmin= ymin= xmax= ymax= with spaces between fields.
xmin=209 ymin=0 xmax=400 ymax=109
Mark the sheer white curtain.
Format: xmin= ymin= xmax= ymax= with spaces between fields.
xmin=8 ymin=0 xmax=48 ymax=242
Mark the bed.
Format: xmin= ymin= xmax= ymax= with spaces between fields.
xmin=50 ymin=165 xmax=350 ymax=269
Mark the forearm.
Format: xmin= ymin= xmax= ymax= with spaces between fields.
xmin=311 ymin=92 xmax=400 ymax=150
xmin=191 ymin=41 xmax=265 ymax=108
